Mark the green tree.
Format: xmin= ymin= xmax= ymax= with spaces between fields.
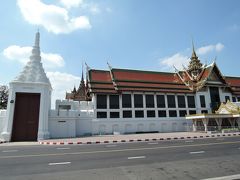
xmin=0 ymin=85 xmax=8 ymax=109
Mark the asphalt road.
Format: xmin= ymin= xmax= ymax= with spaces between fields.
xmin=0 ymin=137 xmax=240 ymax=180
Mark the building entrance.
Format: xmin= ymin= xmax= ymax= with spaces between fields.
xmin=11 ymin=93 xmax=40 ymax=141
xmin=209 ymin=87 xmax=220 ymax=112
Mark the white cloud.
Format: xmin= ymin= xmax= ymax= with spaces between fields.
xmin=2 ymin=45 xmax=65 ymax=69
xmin=196 ymin=43 xmax=224 ymax=55
xmin=89 ymin=4 xmax=101 ymax=14
xmin=159 ymin=43 xmax=224 ymax=71
xmin=60 ymin=0 xmax=83 ymax=9
xmin=160 ymin=53 xmax=189 ymax=71
xmin=41 ymin=53 xmax=65 ymax=68
xmin=46 ymin=71 xmax=81 ymax=107
xmin=215 ymin=43 xmax=224 ymax=52
xmin=17 ymin=0 xmax=91 ymax=34
xmin=3 ymin=45 xmax=32 ymax=64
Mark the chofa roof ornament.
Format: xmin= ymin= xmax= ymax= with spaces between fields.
xmin=174 ymin=42 xmax=205 ymax=91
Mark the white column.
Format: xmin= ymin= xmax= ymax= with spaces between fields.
xmin=202 ymin=119 xmax=209 ymax=132
xmin=154 ymin=94 xmax=158 ymax=118
xmin=165 ymin=94 xmax=169 ymax=117
xmin=132 ymin=93 xmax=135 ymax=118
xmin=237 ymin=118 xmax=240 ymax=129
xmin=143 ymin=93 xmax=146 ymax=118
xmin=119 ymin=94 xmax=122 ymax=118
xmin=192 ymin=120 xmax=197 ymax=132
xmin=175 ymin=95 xmax=179 ymax=117
xmin=1 ymin=84 xmax=15 ymax=141
xmin=107 ymin=95 xmax=109 ymax=118
xmin=215 ymin=118 xmax=222 ymax=131
xmin=37 ymin=87 xmax=51 ymax=140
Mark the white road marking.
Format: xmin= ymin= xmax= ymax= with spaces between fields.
xmin=148 ymin=142 xmax=158 ymax=145
xmin=56 ymin=147 xmax=70 ymax=150
xmin=48 ymin=162 xmax=71 ymax=166
xmin=105 ymin=145 xmax=117 ymax=148
xmin=1 ymin=140 xmax=239 ymax=159
xmin=189 ymin=151 xmax=205 ymax=154
xmin=2 ymin=150 xmax=18 ymax=153
xmin=185 ymin=140 xmax=194 ymax=143
xmin=202 ymin=173 xmax=240 ymax=180
xmin=128 ymin=156 xmax=146 ymax=160
xmin=216 ymin=138 xmax=224 ymax=141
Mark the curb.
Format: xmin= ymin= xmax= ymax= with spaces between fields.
xmin=38 ymin=133 xmax=240 ymax=145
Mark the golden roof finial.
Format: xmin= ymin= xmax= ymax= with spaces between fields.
xmin=191 ymin=38 xmax=197 ymax=59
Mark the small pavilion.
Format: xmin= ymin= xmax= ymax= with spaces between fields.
xmin=186 ymin=101 xmax=240 ymax=132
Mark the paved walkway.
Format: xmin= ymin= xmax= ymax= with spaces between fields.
xmin=39 ymin=131 xmax=240 ymax=145
xmin=1 ymin=132 xmax=240 ymax=146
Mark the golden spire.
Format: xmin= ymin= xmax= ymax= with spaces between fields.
xmin=191 ymin=39 xmax=197 ymax=60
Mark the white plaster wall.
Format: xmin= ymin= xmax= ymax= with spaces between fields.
xmin=55 ymin=100 xmax=79 ymax=110
xmin=49 ymin=118 xmax=76 ymax=138
xmin=76 ymin=110 xmax=94 ymax=136
xmin=0 ymin=110 xmax=7 ymax=139
xmin=48 ymin=109 xmax=94 ymax=138
xmin=76 ymin=119 xmax=92 ymax=136
xmin=219 ymin=88 xmax=232 ymax=103
xmin=91 ymin=117 xmax=191 ymax=135
xmin=195 ymin=90 xmax=211 ymax=113
xmin=49 ymin=110 xmax=77 ymax=138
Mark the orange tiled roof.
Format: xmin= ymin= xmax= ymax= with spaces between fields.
xmin=88 ymin=66 xmax=240 ymax=95
xmin=225 ymin=76 xmax=240 ymax=95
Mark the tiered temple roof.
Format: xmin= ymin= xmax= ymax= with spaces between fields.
xmin=66 ymin=70 xmax=90 ymax=101
xmin=87 ymin=65 xmax=240 ymax=95
xmin=67 ymin=45 xmax=240 ymax=98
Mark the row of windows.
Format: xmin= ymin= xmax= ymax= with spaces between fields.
xmin=96 ymin=109 xmax=206 ymax=119
xmin=223 ymin=96 xmax=240 ymax=103
xmin=231 ymin=96 xmax=240 ymax=102
xmin=97 ymin=94 xmax=200 ymax=109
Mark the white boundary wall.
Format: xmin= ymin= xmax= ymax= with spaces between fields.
xmin=0 ymin=110 xmax=6 ymax=139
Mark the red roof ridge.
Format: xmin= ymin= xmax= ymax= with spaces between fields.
xmin=225 ymin=76 xmax=240 ymax=79
xmin=112 ymin=68 xmax=175 ymax=75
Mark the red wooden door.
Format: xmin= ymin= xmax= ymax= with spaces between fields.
xmin=11 ymin=93 xmax=40 ymax=141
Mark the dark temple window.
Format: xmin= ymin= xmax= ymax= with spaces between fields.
xmin=177 ymin=95 xmax=186 ymax=108
xmin=146 ymin=95 xmax=154 ymax=108
xmin=157 ymin=95 xmax=165 ymax=108
xmin=97 ymin=95 xmax=107 ymax=109
xmin=167 ymin=95 xmax=176 ymax=108
xmin=109 ymin=95 xmax=119 ymax=109
xmin=122 ymin=94 xmax=132 ymax=108
xmin=187 ymin=96 xmax=195 ymax=108
xmin=134 ymin=94 xmax=143 ymax=108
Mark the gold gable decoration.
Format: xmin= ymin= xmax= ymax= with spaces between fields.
xmin=174 ymin=44 xmax=205 ymax=92
xmin=216 ymin=100 xmax=240 ymax=114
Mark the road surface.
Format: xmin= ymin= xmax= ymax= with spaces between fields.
xmin=0 ymin=136 xmax=240 ymax=180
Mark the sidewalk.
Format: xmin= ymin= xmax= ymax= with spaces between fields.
xmin=39 ymin=131 xmax=240 ymax=145
xmin=1 ymin=132 xmax=239 ymax=146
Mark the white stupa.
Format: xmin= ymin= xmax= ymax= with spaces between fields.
xmin=14 ymin=32 xmax=51 ymax=85
xmin=1 ymin=32 xmax=52 ymax=141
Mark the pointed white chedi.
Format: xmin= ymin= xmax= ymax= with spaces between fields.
xmin=14 ymin=32 xmax=50 ymax=85
xmin=1 ymin=32 xmax=52 ymax=141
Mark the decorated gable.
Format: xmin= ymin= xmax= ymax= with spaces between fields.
xmin=208 ymin=70 xmax=222 ymax=82
xmin=205 ymin=64 xmax=228 ymax=87
xmin=216 ymin=101 xmax=240 ymax=114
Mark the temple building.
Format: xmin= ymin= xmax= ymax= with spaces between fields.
xmin=58 ymin=45 xmax=240 ymax=135
xmin=1 ymin=32 xmax=240 ymax=141
xmin=65 ymin=70 xmax=90 ymax=101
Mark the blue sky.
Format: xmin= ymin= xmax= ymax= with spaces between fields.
xmin=0 ymin=0 xmax=240 ymax=105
